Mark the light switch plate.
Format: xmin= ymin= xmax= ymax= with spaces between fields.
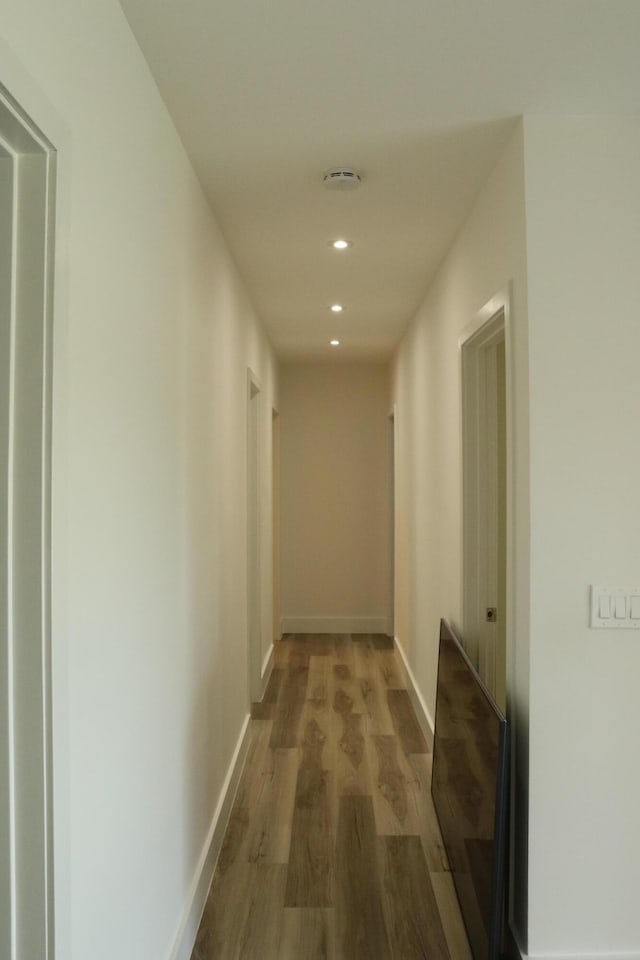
xmin=590 ymin=585 xmax=640 ymax=629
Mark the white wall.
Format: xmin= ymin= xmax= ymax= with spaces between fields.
xmin=524 ymin=116 xmax=640 ymax=959
xmin=394 ymin=114 xmax=640 ymax=959
xmin=0 ymin=4 xmax=277 ymax=959
xmin=391 ymin=123 xmax=530 ymax=944
xmin=280 ymin=362 xmax=391 ymax=634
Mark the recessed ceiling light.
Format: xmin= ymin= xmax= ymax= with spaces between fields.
xmin=330 ymin=304 xmax=343 ymax=313
xmin=330 ymin=340 xmax=340 ymax=346
xmin=331 ymin=239 xmax=350 ymax=250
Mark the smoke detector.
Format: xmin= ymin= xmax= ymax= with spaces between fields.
xmin=322 ymin=167 xmax=362 ymax=190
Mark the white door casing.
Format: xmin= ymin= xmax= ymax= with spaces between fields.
xmin=247 ymin=369 xmax=261 ymax=703
xmin=0 ymin=83 xmax=56 ymax=960
xmin=272 ymin=408 xmax=281 ymax=644
xmin=460 ymin=295 xmax=509 ymax=711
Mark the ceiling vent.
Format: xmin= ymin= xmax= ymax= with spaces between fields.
xmin=322 ymin=167 xmax=362 ymax=190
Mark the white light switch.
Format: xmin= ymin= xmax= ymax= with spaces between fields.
xmin=599 ymin=594 xmax=611 ymax=619
xmin=615 ymin=595 xmax=627 ymax=619
xmin=590 ymin=586 xmax=640 ymax=629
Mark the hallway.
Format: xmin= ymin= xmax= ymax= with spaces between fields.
xmin=191 ymin=635 xmax=472 ymax=959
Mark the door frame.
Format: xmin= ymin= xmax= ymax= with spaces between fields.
xmin=459 ymin=289 xmax=513 ymax=702
xmin=246 ymin=368 xmax=262 ymax=704
xmin=271 ymin=407 xmax=281 ymax=644
xmin=1 ymin=83 xmax=56 ymax=960
xmin=388 ymin=407 xmax=396 ymax=639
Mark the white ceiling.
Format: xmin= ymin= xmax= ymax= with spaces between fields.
xmin=119 ymin=0 xmax=640 ymax=360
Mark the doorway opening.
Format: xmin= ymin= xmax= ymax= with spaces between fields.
xmin=246 ymin=370 xmax=261 ymax=704
xmin=271 ymin=408 xmax=280 ymax=645
xmin=1 ymin=84 xmax=56 ymax=960
xmin=462 ymin=292 xmax=526 ymax=954
xmin=388 ymin=409 xmax=396 ymax=638
xmin=460 ymin=298 xmax=508 ymax=712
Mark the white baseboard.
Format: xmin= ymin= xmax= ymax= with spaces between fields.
xmin=523 ymin=953 xmax=640 ymax=960
xmin=281 ymin=616 xmax=392 ymax=634
xmin=167 ymin=713 xmax=252 ymax=960
xmin=393 ymin=635 xmax=435 ymax=749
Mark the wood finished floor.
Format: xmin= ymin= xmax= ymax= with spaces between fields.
xmin=191 ymin=634 xmax=472 ymax=960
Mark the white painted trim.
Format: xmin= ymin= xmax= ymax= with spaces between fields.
xmin=521 ymin=952 xmax=640 ymax=960
xmin=167 ymin=713 xmax=252 ymax=960
xmin=0 ymin=53 xmax=75 ymax=960
xmin=258 ymin=643 xmax=274 ymax=701
xmin=0 ymin=84 xmax=56 ymax=960
xmin=459 ymin=293 xmax=509 ymax=674
xmin=393 ymin=636 xmax=434 ymax=749
xmin=388 ymin=406 xmax=396 ymax=640
xmin=458 ymin=289 xmax=510 ymax=349
xmin=459 ymin=287 xmax=522 ymax=934
xmin=246 ymin=368 xmax=262 ymax=703
xmin=281 ymin=617 xmax=392 ymax=635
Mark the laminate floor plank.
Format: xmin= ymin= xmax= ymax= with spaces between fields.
xmin=331 ymin=668 xmax=364 ymax=759
xmin=329 ymin=673 xmax=371 ymax=806
xmin=331 ymin=660 xmax=367 ymax=714
xmin=251 ymin=665 xmax=285 ymax=718
xmin=332 ymin=634 xmax=355 ymax=668
xmin=279 ymin=908 xmax=336 ymax=960
xmin=387 ymin=688 xmax=430 ymax=754
xmin=335 ymin=795 xmax=391 ymax=960
xmin=265 ymin=665 xmax=285 ymax=700
xmin=430 ymin=871 xmax=474 ymax=960
xmin=371 ymin=734 xmax=409 ymax=827
xmin=409 ymin=752 xmax=451 ymax=872
xmin=237 ymin=863 xmax=288 ymax=960
xmin=284 ymin=764 xmax=333 ymax=907
xmin=307 ymin=654 xmax=330 ymax=708
xmin=367 ymin=732 xmax=425 ymax=835
xmin=334 ymin=711 xmax=366 ymax=784
xmin=274 ymin=636 xmax=292 ymax=666
xmin=358 ymin=667 xmax=395 ymax=736
xmin=377 ymin=649 xmax=405 ymax=689
xmin=351 ymin=635 xmax=376 ymax=680
xmin=289 ymin=634 xmax=334 ymax=660
xmin=246 ymin=746 xmax=299 ymax=865
xmin=191 ymin=633 xmax=472 ymax=960
xmin=353 ymin=633 xmax=394 ymax=650
xmin=270 ymin=660 xmax=309 ymax=748
xmin=379 ymin=835 xmax=450 ymax=959
xmin=284 ymin=715 xmax=334 ymax=907
xmin=215 ymin=718 xmax=274 ymax=873
xmin=191 ymin=860 xmax=254 ymax=959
